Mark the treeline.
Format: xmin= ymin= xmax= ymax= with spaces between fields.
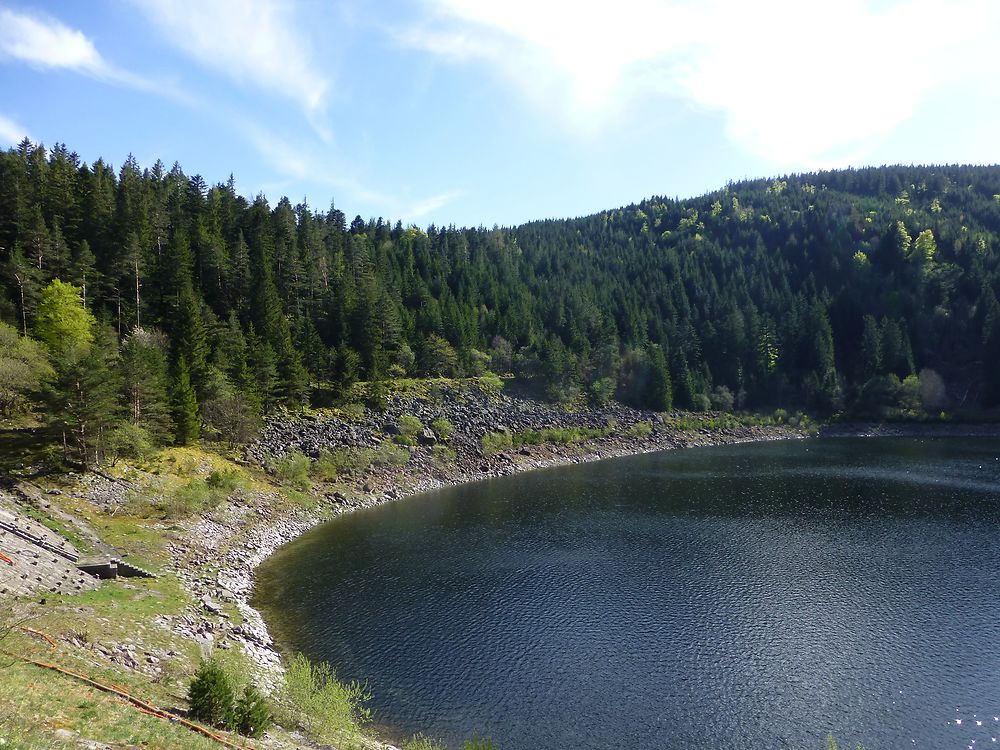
xmin=2 ymin=139 xmax=1000 ymax=463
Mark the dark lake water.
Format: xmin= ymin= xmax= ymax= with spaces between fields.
xmin=253 ymin=437 xmax=1000 ymax=750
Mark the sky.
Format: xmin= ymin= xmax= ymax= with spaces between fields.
xmin=1 ymin=0 xmax=998 ymax=228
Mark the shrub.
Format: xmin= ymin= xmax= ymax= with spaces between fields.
xmin=366 ymin=380 xmax=388 ymax=412
xmin=106 ymin=423 xmax=157 ymax=466
xmin=481 ymin=430 xmax=513 ymax=456
xmin=188 ymin=658 xmax=234 ymax=729
xmin=709 ymin=385 xmax=735 ymax=412
xmin=278 ymin=653 xmax=372 ymax=745
xmin=311 ymin=449 xmax=340 ymax=482
xmin=188 ymin=657 xmax=272 ymax=737
xmin=588 ymin=376 xmax=616 ymax=406
xmin=396 ymin=414 xmax=423 ymax=445
xmin=476 ymin=372 xmax=504 ymax=397
xmin=206 ymin=468 xmax=242 ymax=493
xmin=339 ymin=402 xmax=366 ymax=421
xmin=312 ymin=446 xmax=373 ymax=477
xmin=464 ymin=735 xmax=499 ymax=750
xmin=692 ymin=392 xmax=712 ymax=411
xmin=233 ymin=685 xmax=272 ymax=738
xmin=372 ymin=441 xmax=410 ymax=468
xmin=431 ymin=417 xmax=454 ymax=442
xmin=405 ymin=735 xmax=447 ymax=750
xmin=510 ymin=426 xmax=606 ymax=447
xmin=626 ymin=420 xmax=653 ymax=438
xmin=431 ymin=444 xmax=457 ymax=466
xmin=274 ymin=450 xmax=310 ymax=490
xmin=138 ymin=478 xmax=221 ymax=518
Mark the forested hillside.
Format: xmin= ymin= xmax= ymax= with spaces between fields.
xmin=2 ymin=138 xmax=999 ymax=464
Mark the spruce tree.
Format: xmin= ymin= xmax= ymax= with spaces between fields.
xmin=171 ymin=355 xmax=201 ymax=445
xmin=644 ymin=344 xmax=673 ymax=412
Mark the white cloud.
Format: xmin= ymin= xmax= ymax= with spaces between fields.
xmin=0 ymin=7 xmax=106 ymax=73
xmin=134 ymin=0 xmax=330 ymax=133
xmin=403 ymin=0 xmax=1000 ymax=165
xmin=0 ymin=113 xmax=31 ymax=145
xmin=0 ymin=6 xmax=164 ymax=91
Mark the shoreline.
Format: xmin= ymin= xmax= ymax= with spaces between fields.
xmin=180 ymin=421 xmax=805 ymax=693
xmin=162 ymin=410 xmax=998 ymax=746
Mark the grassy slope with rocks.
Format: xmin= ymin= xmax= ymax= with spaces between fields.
xmin=1 ymin=379 xmax=808 ymax=750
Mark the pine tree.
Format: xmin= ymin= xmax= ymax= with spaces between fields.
xmin=171 ymin=355 xmax=201 ymax=445
xmin=860 ymin=315 xmax=882 ymax=379
xmin=120 ymin=327 xmax=173 ymax=444
xmin=644 ymin=344 xmax=673 ymax=412
xmin=982 ymin=295 xmax=1000 ymax=407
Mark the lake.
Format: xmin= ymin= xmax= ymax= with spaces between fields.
xmin=253 ymin=437 xmax=1000 ymax=749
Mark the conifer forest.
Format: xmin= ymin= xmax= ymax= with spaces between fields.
xmin=2 ymin=139 xmax=1000 ymax=464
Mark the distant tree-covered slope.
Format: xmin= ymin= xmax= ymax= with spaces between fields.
xmin=1 ymin=139 xmax=999 ymax=462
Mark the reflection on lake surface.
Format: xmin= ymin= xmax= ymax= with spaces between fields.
xmin=254 ymin=437 xmax=1000 ymax=750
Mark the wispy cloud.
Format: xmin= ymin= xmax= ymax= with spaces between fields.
xmin=133 ymin=0 xmax=330 ymax=137
xmin=0 ymin=6 xmax=151 ymax=88
xmin=402 ymin=0 xmax=1000 ymax=165
xmin=0 ymin=113 xmax=31 ymax=145
xmin=236 ymin=121 xmax=462 ymax=221
xmin=399 ymin=190 xmax=464 ymax=221
xmin=237 ymin=121 xmax=385 ymax=204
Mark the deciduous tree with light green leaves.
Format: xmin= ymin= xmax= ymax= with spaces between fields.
xmin=35 ymin=278 xmax=95 ymax=366
xmin=0 ymin=321 xmax=53 ymax=417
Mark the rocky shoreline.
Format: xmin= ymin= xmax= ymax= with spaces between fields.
xmin=162 ymin=385 xmax=806 ymax=710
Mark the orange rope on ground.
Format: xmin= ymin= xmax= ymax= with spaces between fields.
xmin=19 ymin=627 xmax=58 ymax=648
xmin=1 ymin=650 xmax=248 ymax=749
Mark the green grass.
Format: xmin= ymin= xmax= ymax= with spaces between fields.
xmin=625 ymin=420 xmax=653 ymax=438
xmin=480 ymin=430 xmax=513 ymax=457
xmin=511 ymin=425 xmax=610 ymax=447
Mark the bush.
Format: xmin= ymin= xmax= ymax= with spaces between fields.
xmin=311 ymin=449 xmax=340 ymax=482
xmin=626 ymin=420 xmax=653 ymax=438
xmin=274 ymin=450 xmax=310 ymax=490
xmin=431 ymin=417 xmax=454 ymax=442
xmin=431 ymin=444 xmax=457 ymax=467
xmin=206 ymin=468 xmax=242 ymax=493
xmin=481 ymin=430 xmax=513 ymax=456
xmin=405 ymin=735 xmax=447 ymax=750
xmin=372 ymin=441 xmax=410 ymax=468
xmin=588 ymin=376 xmax=616 ymax=406
xmin=511 ymin=426 xmax=606 ymax=447
xmin=312 ymin=446 xmax=372 ymax=477
xmin=277 ymin=653 xmax=372 ymax=745
xmin=106 ymin=423 xmax=157 ymax=466
xmin=188 ymin=658 xmax=234 ymax=729
xmin=135 ymin=477 xmax=224 ymax=519
xmin=366 ymin=380 xmax=388 ymax=412
xmin=396 ymin=414 xmax=423 ymax=445
xmin=233 ymin=685 xmax=272 ymax=738
xmin=188 ymin=657 xmax=272 ymax=737
xmin=464 ymin=735 xmax=499 ymax=750
xmin=709 ymin=385 xmax=735 ymax=412
xmin=475 ymin=372 xmax=504 ymax=397
xmin=339 ymin=402 xmax=366 ymax=421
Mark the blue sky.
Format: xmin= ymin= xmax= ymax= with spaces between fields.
xmin=1 ymin=0 xmax=998 ymax=227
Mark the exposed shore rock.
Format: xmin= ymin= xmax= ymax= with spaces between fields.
xmin=163 ymin=387 xmax=806 ymax=703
